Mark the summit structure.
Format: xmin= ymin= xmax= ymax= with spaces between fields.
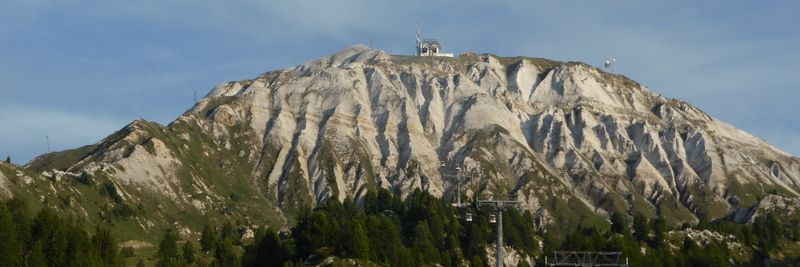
xmin=416 ymin=22 xmax=453 ymax=57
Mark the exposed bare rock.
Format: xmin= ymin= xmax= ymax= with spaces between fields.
xmin=20 ymin=45 xmax=800 ymax=232
xmin=0 ymin=168 xmax=11 ymax=198
xmin=733 ymin=195 xmax=800 ymax=223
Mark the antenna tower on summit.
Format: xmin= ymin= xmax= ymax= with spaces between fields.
xmin=416 ymin=20 xmax=421 ymax=49
xmin=414 ymin=21 xmax=453 ymax=58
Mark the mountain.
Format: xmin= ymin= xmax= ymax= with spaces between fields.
xmin=2 ymin=45 xmax=799 ymax=240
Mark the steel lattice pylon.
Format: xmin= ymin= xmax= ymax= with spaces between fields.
xmin=545 ymin=251 xmax=629 ymax=267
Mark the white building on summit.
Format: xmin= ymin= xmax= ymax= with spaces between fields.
xmin=416 ymin=23 xmax=453 ymax=57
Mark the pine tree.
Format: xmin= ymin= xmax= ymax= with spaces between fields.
xmin=611 ymin=212 xmax=630 ymax=236
xmin=220 ymin=221 xmax=236 ymax=241
xmin=214 ymin=239 xmax=240 ymax=267
xmin=157 ymin=229 xmax=182 ymax=267
xmin=64 ymin=222 xmax=96 ymax=267
xmin=396 ymin=247 xmax=417 ymax=267
xmin=652 ymin=218 xmax=667 ymax=248
xmin=347 ymin=220 xmax=370 ymax=259
xmin=411 ymin=221 xmax=439 ymax=263
xmin=464 ymin=223 xmax=485 ymax=259
xmin=93 ymin=226 xmax=117 ymax=266
xmin=0 ymin=202 xmax=21 ymax=267
xmin=293 ymin=211 xmax=334 ymax=257
xmin=182 ymin=241 xmax=196 ymax=264
xmin=254 ymin=227 xmax=283 ymax=266
xmin=32 ymin=208 xmax=69 ymax=267
xmin=633 ymin=213 xmax=649 ymax=242
xmin=4 ymin=156 xmax=9 ymax=164
xmin=793 ymin=226 xmax=800 ymax=241
xmin=365 ymin=215 xmax=402 ymax=264
xmin=200 ymin=224 xmax=219 ymax=252
xmin=27 ymin=240 xmax=48 ymax=267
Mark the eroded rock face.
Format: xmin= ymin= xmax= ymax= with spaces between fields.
xmin=733 ymin=195 xmax=800 ymax=223
xmin=26 ymin=45 xmax=800 ymax=229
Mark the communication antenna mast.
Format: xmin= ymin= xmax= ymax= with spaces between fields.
xmin=194 ymin=91 xmax=197 ymax=103
xmin=46 ymin=135 xmax=50 ymax=153
xmin=416 ymin=20 xmax=421 ymax=46
xmin=416 ymin=20 xmax=421 ymax=55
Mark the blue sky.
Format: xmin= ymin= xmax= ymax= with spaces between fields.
xmin=1 ymin=1 xmax=799 ymax=164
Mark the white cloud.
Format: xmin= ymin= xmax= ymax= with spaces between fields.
xmin=0 ymin=0 xmax=798 ymax=161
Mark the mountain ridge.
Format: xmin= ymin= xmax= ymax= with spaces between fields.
xmin=2 ymin=45 xmax=798 ymax=240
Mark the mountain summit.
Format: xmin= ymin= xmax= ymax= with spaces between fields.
xmin=2 ymin=45 xmax=799 ymax=237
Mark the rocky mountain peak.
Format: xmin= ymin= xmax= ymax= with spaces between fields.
xmin=300 ymin=44 xmax=389 ymax=69
xmin=17 ymin=45 xmax=800 ymax=232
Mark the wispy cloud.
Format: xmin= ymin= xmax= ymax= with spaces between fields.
xmin=0 ymin=103 xmax=125 ymax=164
xmin=0 ymin=0 xmax=798 ymax=161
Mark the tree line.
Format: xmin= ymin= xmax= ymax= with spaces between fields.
xmin=0 ymin=199 xmax=118 ymax=267
xmin=177 ymin=189 xmax=799 ymax=267
xmin=154 ymin=188 xmax=537 ymax=267
xmin=2 ymin=187 xmax=798 ymax=267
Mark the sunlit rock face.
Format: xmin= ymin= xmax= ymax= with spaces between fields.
xmin=24 ymin=45 xmax=800 ymax=230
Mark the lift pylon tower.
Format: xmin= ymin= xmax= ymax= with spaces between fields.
xmin=477 ymin=199 xmax=522 ymax=267
xmin=441 ymin=163 xmax=472 ymax=208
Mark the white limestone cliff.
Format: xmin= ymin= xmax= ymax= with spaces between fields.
xmin=27 ymin=45 xmax=800 ymax=227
